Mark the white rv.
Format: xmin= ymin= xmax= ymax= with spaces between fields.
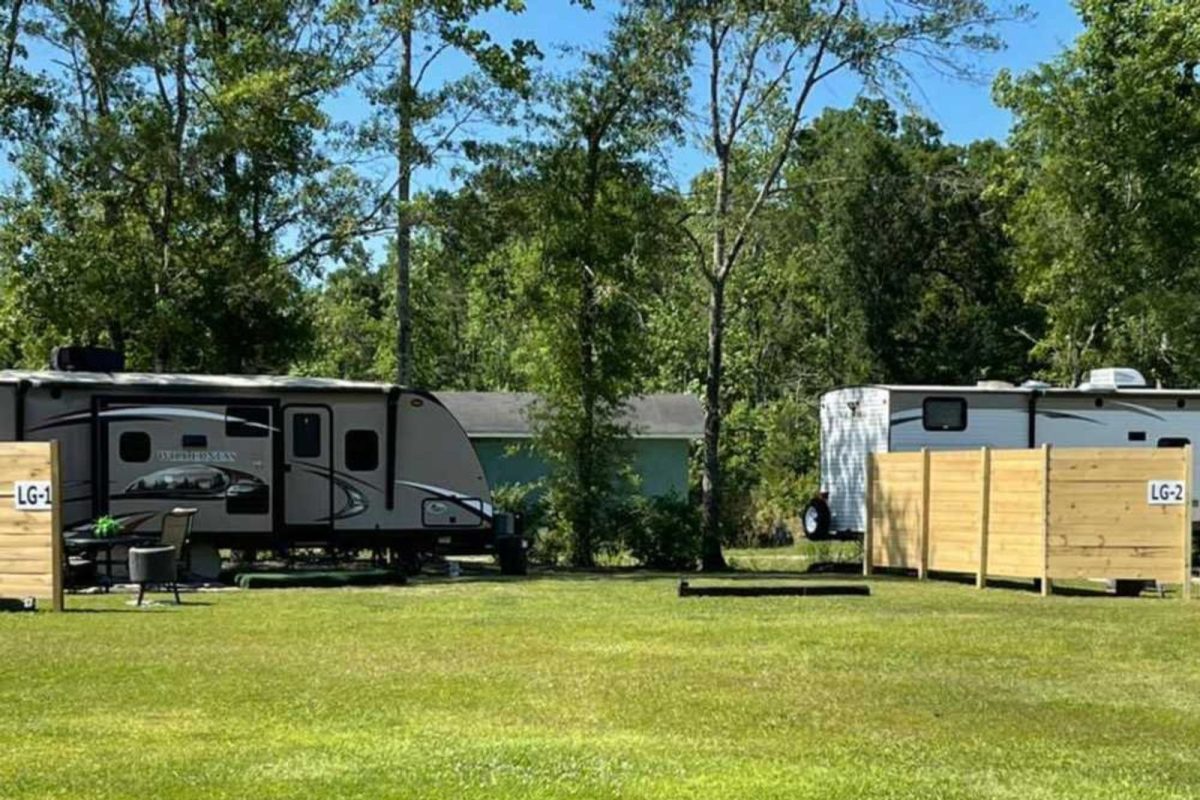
xmin=806 ymin=367 xmax=1200 ymax=538
xmin=0 ymin=367 xmax=526 ymax=572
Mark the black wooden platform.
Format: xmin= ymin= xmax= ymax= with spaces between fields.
xmin=678 ymin=580 xmax=871 ymax=598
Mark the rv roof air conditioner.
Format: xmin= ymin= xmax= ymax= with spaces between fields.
xmin=49 ymin=346 xmax=125 ymax=373
xmin=1077 ymin=367 xmax=1147 ymax=391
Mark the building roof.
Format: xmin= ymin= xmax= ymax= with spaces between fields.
xmin=435 ymin=392 xmax=704 ymax=440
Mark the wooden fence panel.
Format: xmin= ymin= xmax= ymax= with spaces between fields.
xmin=927 ymin=451 xmax=984 ymax=573
xmin=986 ymin=450 xmax=1046 ymax=579
xmin=1048 ymin=448 xmax=1188 ymax=583
xmin=870 ymin=452 xmax=924 ymax=569
xmin=0 ymin=441 xmax=62 ymax=611
xmin=868 ymin=445 xmax=1192 ymax=596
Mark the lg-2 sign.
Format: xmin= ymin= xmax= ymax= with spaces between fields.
xmin=13 ymin=480 xmax=52 ymax=511
xmin=1147 ymin=479 xmax=1186 ymax=506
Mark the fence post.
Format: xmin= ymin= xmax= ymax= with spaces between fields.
xmin=919 ymin=447 xmax=930 ymax=581
xmin=1184 ymin=445 xmax=1193 ymax=601
xmin=977 ymin=447 xmax=990 ymax=590
xmin=50 ymin=440 xmax=64 ymax=612
xmin=1041 ymin=443 xmax=1052 ymax=597
xmin=863 ymin=453 xmax=874 ymax=578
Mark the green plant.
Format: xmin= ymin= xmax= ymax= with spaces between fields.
xmin=623 ymin=495 xmax=701 ymax=571
xmin=490 ymin=481 xmax=547 ymax=534
xmin=529 ymin=525 xmax=573 ymax=567
xmin=92 ymin=515 xmax=121 ymax=539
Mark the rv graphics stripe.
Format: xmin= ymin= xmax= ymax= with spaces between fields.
xmin=1038 ymin=410 xmax=1103 ymax=425
xmin=30 ymin=406 xmax=279 ymax=432
xmin=890 ymin=413 xmax=921 ymax=426
xmin=292 ymin=464 xmax=372 ymax=521
xmin=1110 ymin=400 xmax=1166 ymax=422
xmin=395 ymin=480 xmax=494 ymax=520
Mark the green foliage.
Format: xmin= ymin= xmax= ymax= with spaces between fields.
xmin=0 ymin=0 xmax=377 ymax=372
xmin=622 ymin=494 xmax=702 ymax=571
xmin=995 ymin=0 xmax=1200 ymax=385
xmin=489 ymin=481 xmax=547 ymax=535
xmin=92 ymin=516 xmax=121 ymax=539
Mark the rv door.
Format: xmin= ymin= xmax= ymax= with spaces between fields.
xmin=283 ymin=406 xmax=333 ymax=529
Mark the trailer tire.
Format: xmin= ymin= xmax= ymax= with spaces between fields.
xmin=801 ymin=498 xmax=832 ymax=540
xmin=496 ymin=537 xmax=528 ymax=576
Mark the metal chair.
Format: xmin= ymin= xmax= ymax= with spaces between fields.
xmin=159 ymin=508 xmax=198 ymax=579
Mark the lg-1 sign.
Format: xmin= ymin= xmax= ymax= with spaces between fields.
xmin=1147 ymin=479 xmax=1186 ymax=506
xmin=13 ymin=480 xmax=53 ymax=511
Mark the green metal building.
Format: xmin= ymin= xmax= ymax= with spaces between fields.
xmin=435 ymin=392 xmax=703 ymax=498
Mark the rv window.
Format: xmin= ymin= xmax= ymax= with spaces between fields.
xmin=182 ymin=434 xmax=207 ymax=448
xmin=345 ymin=429 xmax=378 ymax=472
xmin=1158 ymin=437 xmax=1190 ymax=449
xmin=119 ymin=431 xmax=151 ymax=463
xmin=1128 ymin=431 xmax=1147 ymax=442
xmin=922 ymin=398 xmax=967 ymax=432
xmin=293 ymin=413 xmax=322 ymax=458
xmin=226 ymin=406 xmax=270 ymax=438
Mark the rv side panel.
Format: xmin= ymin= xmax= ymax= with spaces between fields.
xmin=22 ymin=385 xmax=98 ymax=529
xmin=888 ymin=390 xmax=1029 ymax=452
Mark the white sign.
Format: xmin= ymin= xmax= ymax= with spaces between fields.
xmin=1147 ymin=480 xmax=1186 ymax=506
xmin=13 ymin=481 xmax=52 ymax=510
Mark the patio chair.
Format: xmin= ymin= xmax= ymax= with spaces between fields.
xmin=159 ymin=508 xmax=198 ymax=579
xmin=128 ymin=546 xmax=179 ymax=605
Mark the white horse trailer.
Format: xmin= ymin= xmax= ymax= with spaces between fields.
xmin=0 ymin=368 xmax=526 ymax=572
xmin=805 ymin=368 xmax=1200 ymax=538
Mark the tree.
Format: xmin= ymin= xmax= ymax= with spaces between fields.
xmin=362 ymin=0 xmax=540 ymax=386
xmin=666 ymin=0 xmax=1026 ymax=569
xmin=996 ymin=0 xmax=1200 ymax=386
xmin=0 ymin=1 xmax=381 ymax=371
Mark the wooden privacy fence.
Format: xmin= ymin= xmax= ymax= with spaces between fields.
xmin=864 ymin=446 xmax=1193 ymax=598
xmin=0 ymin=441 xmax=63 ymax=611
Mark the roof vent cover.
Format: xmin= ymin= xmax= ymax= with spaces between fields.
xmin=1079 ymin=367 xmax=1147 ymax=390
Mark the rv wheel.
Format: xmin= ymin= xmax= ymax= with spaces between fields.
xmin=801 ymin=498 xmax=832 ymax=540
xmin=496 ymin=536 xmax=528 ymax=576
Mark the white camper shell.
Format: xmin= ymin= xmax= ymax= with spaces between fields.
xmin=814 ymin=368 xmax=1200 ymax=537
xmin=0 ymin=370 xmax=500 ymax=557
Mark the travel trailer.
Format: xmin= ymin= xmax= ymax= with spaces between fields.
xmin=0 ymin=366 xmax=526 ymax=572
xmin=807 ymin=367 xmax=1200 ymax=539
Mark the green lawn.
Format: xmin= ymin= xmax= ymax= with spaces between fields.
xmin=2 ymin=574 xmax=1199 ymax=799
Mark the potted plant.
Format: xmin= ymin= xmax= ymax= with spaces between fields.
xmin=92 ymin=515 xmax=121 ymax=539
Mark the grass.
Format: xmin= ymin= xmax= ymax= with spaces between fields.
xmin=2 ymin=573 xmax=1199 ymax=799
xmin=725 ymin=539 xmax=862 ymax=571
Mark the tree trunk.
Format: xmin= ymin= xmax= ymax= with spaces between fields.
xmin=701 ymin=275 xmax=728 ymax=571
xmin=1 ymin=0 xmax=23 ymax=83
xmin=395 ymin=21 xmax=414 ymax=386
xmin=571 ymin=138 xmax=602 ymax=567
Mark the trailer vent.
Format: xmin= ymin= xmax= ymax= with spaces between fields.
xmin=1078 ymin=368 xmax=1147 ymax=390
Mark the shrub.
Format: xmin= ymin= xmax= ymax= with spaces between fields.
xmin=490 ymin=481 xmax=547 ymax=533
xmin=623 ymin=495 xmax=702 ymax=571
xmin=530 ymin=524 xmax=573 ymax=567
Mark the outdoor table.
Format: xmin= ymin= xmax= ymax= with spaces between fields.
xmin=64 ymin=534 xmax=159 ymax=588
